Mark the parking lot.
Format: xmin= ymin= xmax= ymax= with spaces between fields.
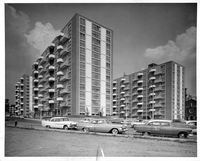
xmin=4 ymin=117 xmax=197 ymax=157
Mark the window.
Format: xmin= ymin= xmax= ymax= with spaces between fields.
xmin=80 ymin=62 xmax=85 ymax=69
xmin=92 ymin=31 xmax=100 ymax=39
xmin=92 ymin=66 xmax=100 ymax=73
xmin=92 ymin=93 xmax=100 ymax=99
xmin=92 ymin=72 xmax=100 ymax=79
xmin=92 ymin=79 xmax=100 ymax=87
xmin=80 ymin=33 xmax=85 ymax=40
xmin=92 ymin=24 xmax=101 ymax=32
xmin=92 ymin=45 xmax=100 ymax=53
xmin=106 ymin=43 xmax=110 ymax=50
xmin=92 ymin=58 xmax=100 ymax=66
xmin=92 ymin=38 xmax=100 ymax=46
xmin=80 ymin=76 xmax=85 ymax=83
xmin=80 ymin=69 xmax=85 ymax=76
xmin=80 ymin=40 xmax=85 ymax=47
xmin=106 ymin=30 xmax=111 ymax=37
xmin=80 ymin=55 xmax=85 ymax=62
xmin=80 ymin=47 xmax=85 ymax=55
xmin=80 ymin=18 xmax=85 ymax=26
xmin=92 ymin=52 xmax=100 ymax=59
xmin=92 ymin=86 xmax=100 ymax=93
xmin=80 ymin=25 xmax=85 ymax=33
xmin=80 ymin=84 xmax=85 ymax=90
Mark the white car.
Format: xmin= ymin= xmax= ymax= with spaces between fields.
xmin=131 ymin=120 xmax=149 ymax=128
xmin=41 ymin=117 xmax=77 ymax=130
xmin=79 ymin=118 xmax=93 ymax=123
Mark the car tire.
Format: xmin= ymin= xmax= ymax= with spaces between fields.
xmin=142 ymin=132 xmax=150 ymax=136
xmin=83 ymin=128 xmax=89 ymax=132
xmin=63 ymin=125 xmax=68 ymax=130
xmin=46 ymin=125 xmax=51 ymax=129
xmin=178 ymin=132 xmax=187 ymax=138
xmin=111 ymin=128 xmax=119 ymax=135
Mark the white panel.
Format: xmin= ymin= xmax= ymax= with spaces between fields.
xmin=86 ymin=35 xmax=91 ymax=50
xmin=101 ymin=41 xmax=106 ymax=55
xmin=86 ymin=78 xmax=91 ymax=92
xmin=101 ymin=81 xmax=106 ymax=94
xmin=86 ymin=20 xmax=92 ymax=36
xmin=101 ymin=54 xmax=106 ymax=68
xmin=101 ymin=27 xmax=106 ymax=42
xmin=86 ymin=49 xmax=91 ymax=64
xmin=174 ymin=64 xmax=177 ymax=119
xmin=86 ymin=64 xmax=91 ymax=78
xmin=29 ymin=76 xmax=33 ymax=112
xmin=86 ymin=92 xmax=92 ymax=115
xmin=101 ymin=68 xmax=106 ymax=81
xmin=101 ymin=94 xmax=106 ymax=116
xmin=180 ymin=67 xmax=183 ymax=115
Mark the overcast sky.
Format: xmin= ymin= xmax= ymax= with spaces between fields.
xmin=5 ymin=3 xmax=197 ymax=104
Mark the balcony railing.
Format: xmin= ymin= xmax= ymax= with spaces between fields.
xmin=57 ymin=58 xmax=64 ymax=64
xmin=60 ymin=75 xmax=70 ymax=82
xmin=60 ymin=89 xmax=69 ymax=95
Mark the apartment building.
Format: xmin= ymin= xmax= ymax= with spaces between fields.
xmin=113 ymin=61 xmax=185 ymax=120
xmin=15 ymin=74 xmax=33 ymax=116
xmin=32 ymin=13 xmax=113 ymax=117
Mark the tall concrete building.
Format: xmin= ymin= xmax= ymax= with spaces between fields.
xmin=15 ymin=74 xmax=33 ymax=116
xmin=32 ymin=13 xmax=113 ymax=117
xmin=113 ymin=61 xmax=185 ymax=120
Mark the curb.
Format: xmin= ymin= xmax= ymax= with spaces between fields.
xmin=6 ymin=125 xmax=197 ymax=144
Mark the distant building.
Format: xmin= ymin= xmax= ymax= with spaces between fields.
xmin=15 ymin=74 xmax=33 ymax=116
xmin=113 ymin=61 xmax=185 ymax=120
xmin=31 ymin=13 xmax=113 ymax=118
xmin=9 ymin=104 xmax=15 ymax=116
xmin=5 ymin=99 xmax=9 ymax=115
xmin=185 ymin=99 xmax=196 ymax=120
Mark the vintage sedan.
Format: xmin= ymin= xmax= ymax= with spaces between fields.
xmin=41 ymin=117 xmax=77 ymax=130
xmin=134 ymin=120 xmax=193 ymax=138
xmin=80 ymin=119 xmax=128 ymax=135
xmin=131 ymin=120 xmax=149 ymax=128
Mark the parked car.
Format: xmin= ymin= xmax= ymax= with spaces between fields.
xmin=41 ymin=117 xmax=77 ymax=130
xmin=186 ymin=120 xmax=197 ymax=135
xmin=131 ymin=120 xmax=149 ymax=128
xmin=79 ymin=117 xmax=94 ymax=123
xmin=80 ymin=118 xmax=128 ymax=135
xmin=134 ymin=120 xmax=193 ymax=138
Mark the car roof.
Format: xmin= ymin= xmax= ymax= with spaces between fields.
xmin=148 ymin=120 xmax=171 ymax=123
xmin=52 ymin=117 xmax=68 ymax=119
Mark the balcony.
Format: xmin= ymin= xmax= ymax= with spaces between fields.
xmin=149 ymin=77 xmax=156 ymax=80
xmin=154 ymin=103 xmax=163 ymax=108
xmin=154 ymin=79 xmax=163 ymax=84
xmin=137 ymin=87 xmax=143 ymax=91
xmin=113 ymin=81 xmax=117 ymax=84
xmin=113 ymin=99 xmax=117 ymax=102
xmin=121 ymin=78 xmax=125 ymax=81
xmin=57 ymin=84 xmax=64 ymax=89
xmin=120 ymin=111 xmax=125 ymax=114
xmin=38 ymin=65 xmax=43 ymax=70
xmin=60 ymin=102 xmax=69 ymax=107
xmin=113 ymin=87 xmax=117 ymax=90
xmin=60 ymin=61 xmax=69 ymax=69
xmin=49 ymin=43 xmax=55 ymax=49
xmin=124 ymin=107 xmax=129 ymax=110
xmin=20 ymin=96 xmax=24 ymax=99
xmin=113 ymin=105 xmax=117 ymax=108
xmin=120 ymin=91 xmax=125 ymax=94
xmin=38 ymin=56 xmax=43 ymax=60
xmin=149 ymin=85 xmax=156 ymax=88
xmin=20 ymin=108 xmax=24 ymax=111
xmin=149 ymin=68 xmax=156 ymax=73
xmin=20 ymin=83 xmax=24 ymax=86
xmin=38 ymin=85 xmax=43 ymax=88
xmin=49 ymin=77 xmax=55 ymax=82
xmin=60 ymin=75 xmax=70 ymax=82
xmin=20 ymin=102 xmax=24 ymax=105
xmin=38 ymin=94 xmax=43 ymax=98
xmin=137 ymin=102 xmax=143 ymax=106
xmin=120 ymin=84 xmax=125 ymax=88
xmin=57 ymin=58 xmax=64 ymax=64
xmin=149 ymin=109 xmax=156 ymax=112
xmin=40 ymin=79 xmax=46 ymax=83
xmin=40 ymin=58 xmax=47 ymax=65
xmin=38 ymin=104 xmax=43 ymax=107
xmin=48 ymin=54 xmax=55 ymax=59
xmin=34 ymin=79 xmax=39 ymax=83
xmin=112 ymin=111 xmax=117 ymax=114
xmin=154 ymin=95 xmax=162 ymax=100
xmin=48 ymin=65 xmax=55 ymax=71
xmin=34 ymin=70 xmax=39 ymax=74
xmin=154 ymin=112 xmax=164 ymax=115
xmin=34 ymin=105 xmax=38 ymax=109
xmin=132 ymin=106 xmax=138 ymax=110
xmin=154 ymin=87 xmax=163 ymax=91
xmin=20 ymin=90 xmax=24 ymax=92
xmin=60 ymin=50 xmax=69 ymax=57
xmin=149 ymin=101 xmax=156 ymax=104
xmin=137 ymin=95 xmax=143 ymax=98
xmin=132 ymin=100 xmax=138 ymax=103
xmin=49 ymin=89 xmax=55 ymax=93
xmin=60 ymin=35 xmax=70 ymax=43
xmin=120 ymin=104 xmax=125 ymax=107
xmin=49 ymin=100 xmax=55 ymax=104
xmin=57 ymin=71 xmax=64 ymax=76
xmin=60 ymin=89 xmax=69 ymax=95
xmin=137 ymin=110 xmax=143 ymax=113
xmin=137 ymin=73 xmax=143 ymax=77
xmin=41 ymin=98 xmax=46 ymax=102
xmin=113 ymin=93 xmax=117 ymax=96
xmin=34 ymin=97 xmax=39 ymax=100
xmin=57 ymin=45 xmax=63 ymax=51
xmin=38 ymin=75 xmax=43 ymax=79
xmin=149 ymin=93 xmax=155 ymax=96
xmin=40 ymin=68 xmax=46 ymax=74
xmin=33 ymin=62 xmax=39 ymax=66
xmin=137 ymin=80 xmax=143 ymax=84
xmin=57 ymin=97 xmax=63 ymax=102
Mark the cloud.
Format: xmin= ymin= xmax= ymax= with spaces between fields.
xmin=5 ymin=5 xmax=30 ymax=34
xmin=25 ymin=22 xmax=61 ymax=53
xmin=143 ymin=26 xmax=196 ymax=95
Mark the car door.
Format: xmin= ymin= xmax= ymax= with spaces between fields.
xmin=95 ymin=120 xmax=108 ymax=133
xmin=54 ymin=118 xmax=63 ymax=129
xmin=88 ymin=120 xmax=98 ymax=132
xmin=49 ymin=118 xmax=55 ymax=128
xmin=159 ymin=122 xmax=172 ymax=136
xmin=150 ymin=122 xmax=161 ymax=135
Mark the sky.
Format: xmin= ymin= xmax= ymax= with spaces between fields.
xmin=4 ymin=3 xmax=197 ymax=104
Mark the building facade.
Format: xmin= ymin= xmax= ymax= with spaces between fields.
xmin=15 ymin=74 xmax=33 ymax=116
xmin=32 ymin=13 xmax=113 ymax=117
xmin=185 ymin=99 xmax=196 ymax=120
xmin=113 ymin=61 xmax=185 ymax=120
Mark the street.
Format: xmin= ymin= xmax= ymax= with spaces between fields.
xmin=4 ymin=118 xmax=197 ymax=157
